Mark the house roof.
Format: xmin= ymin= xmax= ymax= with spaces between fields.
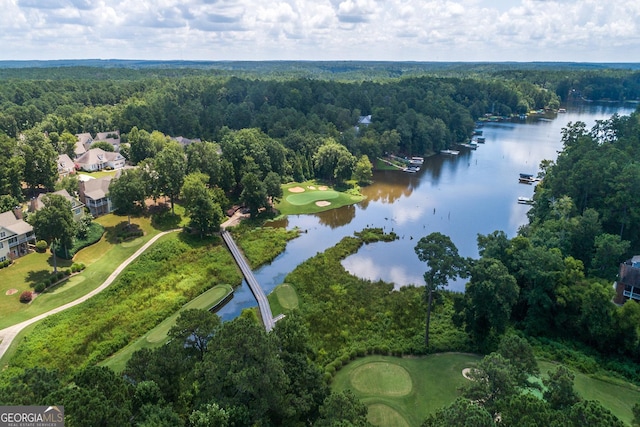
xmin=358 ymin=115 xmax=372 ymax=125
xmin=0 ymin=210 xmax=33 ymax=236
xmin=76 ymin=148 xmax=124 ymax=167
xmin=83 ymin=176 xmax=113 ymax=200
xmin=58 ymin=154 xmax=75 ymax=171
xmin=172 ymin=136 xmax=201 ymax=147
xmin=32 ymin=189 xmax=83 ymax=211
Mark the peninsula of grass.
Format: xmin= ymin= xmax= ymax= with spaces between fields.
xmin=101 ymin=283 xmax=233 ymax=373
xmin=275 ymin=180 xmax=365 ymax=215
xmin=5 ymin=234 xmax=242 ymax=375
xmin=0 ymin=214 xmax=162 ymax=329
xmin=331 ymin=354 xmax=481 ymax=426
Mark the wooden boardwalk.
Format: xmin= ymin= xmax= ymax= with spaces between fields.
xmin=220 ymin=229 xmax=275 ymax=332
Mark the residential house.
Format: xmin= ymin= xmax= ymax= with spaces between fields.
xmin=74 ymin=131 xmax=121 ymax=158
xmin=57 ymin=154 xmax=76 ymax=178
xmin=0 ymin=208 xmax=36 ymax=261
xmin=30 ymin=189 xmax=85 ymax=222
xmin=74 ymin=132 xmax=93 ymax=158
xmin=355 ymin=115 xmax=372 ymax=134
xmin=614 ymin=256 xmax=640 ymax=304
xmin=79 ymin=176 xmax=114 ymax=217
xmin=75 ymin=148 xmax=125 ymax=172
xmin=95 ymin=130 xmax=121 ymax=152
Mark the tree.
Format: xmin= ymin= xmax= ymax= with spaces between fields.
xmin=0 ymin=133 xmax=25 ymax=200
xmin=55 ymin=174 xmax=80 ymax=197
xmin=567 ymin=400 xmax=625 ymax=427
xmin=181 ymin=173 xmax=224 ymax=237
xmin=496 ymin=334 xmax=539 ymax=385
xmin=463 ymin=352 xmax=518 ymax=416
xmin=315 ymin=390 xmax=371 ymax=427
xmin=414 ymin=232 xmax=467 ymax=348
xmin=589 ymin=233 xmax=630 ymax=279
xmin=263 ymin=171 xmax=283 ymax=205
xmin=108 ymin=168 xmax=147 ymax=226
xmin=29 ymin=194 xmax=76 ymax=273
xmin=464 ymin=258 xmax=519 ymax=349
xmin=154 ymin=142 xmax=187 ymax=213
xmin=313 ymin=138 xmax=356 ymax=182
xmin=195 ymin=317 xmax=289 ymax=425
xmin=240 ymin=172 xmax=268 ymax=216
xmin=128 ymin=126 xmax=155 ymax=164
xmin=168 ymin=309 xmax=220 ymax=360
xmin=189 ymin=403 xmax=230 ymax=427
xmin=421 ymin=398 xmax=494 ymax=427
xmin=0 ymin=195 xmax=20 ymax=213
xmin=19 ymin=128 xmax=57 ymax=194
xmin=353 ymin=154 xmax=373 ymax=184
xmin=543 ymin=366 xmax=580 ymax=410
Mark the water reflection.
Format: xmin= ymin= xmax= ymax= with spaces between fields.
xmin=215 ymin=103 xmax=637 ymax=320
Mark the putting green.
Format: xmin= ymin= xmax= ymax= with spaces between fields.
xmin=286 ymin=190 xmax=340 ymax=206
xmin=350 ymin=362 xmax=413 ymax=396
xmin=367 ymin=403 xmax=410 ymax=427
xmin=275 ymin=283 xmax=299 ymax=310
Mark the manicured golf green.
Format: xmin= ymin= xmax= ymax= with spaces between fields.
xmin=101 ymin=284 xmax=233 ymax=372
xmin=286 ymin=190 xmax=340 ymax=205
xmin=332 ymin=353 xmax=481 ymax=426
xmin=274 ymin=283 xmax=299 ymax=310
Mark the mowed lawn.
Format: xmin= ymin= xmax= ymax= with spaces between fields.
xmin=267 ymin=283 xmax=299 ymax=316
xmin=0 ymin=214 xmax=161 ymax=329
xmin=332 ymin=353 xmax=481 ymax=427
xmin=275 ymin=181 xmax=365 ymax=215
xmin=334 ymin=355 xmax=640 ymax=427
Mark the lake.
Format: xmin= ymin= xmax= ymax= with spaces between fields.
xmin=217 ymin=102 xmax=637 ymax=320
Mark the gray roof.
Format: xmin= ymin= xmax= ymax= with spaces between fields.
xmin=0 ymin=210 xmax=33 ymax=236
xmin=83 ymin=176 xmax=113 ymax=200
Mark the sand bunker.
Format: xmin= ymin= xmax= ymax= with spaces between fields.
xmin=288 ymin=186 xmax=305 ymax=193
xmin=307 ymin=185 xmax=316 ymax=189
xmin=318 ymin=185 xmax=328 ymax=190
xmin=5 ymin=289 xmax=18 ymax=296
xmin=462 ymin=368 xmax=481 ymax=380
xmin=315 ymin=201 xmax=331 ymax=207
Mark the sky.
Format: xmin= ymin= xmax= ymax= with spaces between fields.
xmin=1 ymin=0 xmax=639 ymax=62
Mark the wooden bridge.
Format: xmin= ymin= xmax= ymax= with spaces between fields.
xmin=220 ymin=229 xmax=275 ymax=332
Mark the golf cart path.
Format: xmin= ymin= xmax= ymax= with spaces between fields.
xmin=0 ymin=229 xmax=179 ymax=361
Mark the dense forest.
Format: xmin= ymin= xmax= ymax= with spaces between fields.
xmin=1 ymin=62 xmax=640 ymax=426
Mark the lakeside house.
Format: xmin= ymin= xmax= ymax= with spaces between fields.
xmin=614 ymin=256 xmax=640 ymax=304
xmin=0 ymin=208 xmax=36 ymax=261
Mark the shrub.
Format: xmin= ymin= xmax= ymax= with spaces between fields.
xmin=35 ymin=240 xmax=48 ymax=253
xmin=64 ymin=269 xmax=71 ymax=276
xmin=0 ymin=260 xmax=11 ymax=269
xmin=56 ymin=272 xmax=65 ymax=280
xmin=34 ymin=283 xmax=46 ymax=293
xmin=48 ymin=277 xmax=57 ymax=286
xmin=19 ymin=291 xmax=33 ymax=303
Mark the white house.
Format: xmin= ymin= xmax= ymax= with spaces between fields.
xmin=0 ymin=208 xmax=36 ymax=261
xmin=79 ymin=176 xmax=115 ymax=217
xmin=75 ymin=148 xmax=125 ymax=172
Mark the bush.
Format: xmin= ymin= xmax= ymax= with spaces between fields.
xmin=0 ymin=260 xmax=11 ymax=269
xmin=19 ymin=291 xmax=33 ymax=303
xmin=34 ymin=283 xmax=46 ymax=293
xmin=35 ymin=240 xmax=48 ymax=253
xmin=56 ymin=272 xmax=65 ymax=280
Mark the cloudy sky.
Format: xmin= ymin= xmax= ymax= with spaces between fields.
xmin=2 ymin=0 xmax=639 ymax=62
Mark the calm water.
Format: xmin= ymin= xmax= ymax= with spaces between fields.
xmin=217 ymin=102 xmax=637 ymax=320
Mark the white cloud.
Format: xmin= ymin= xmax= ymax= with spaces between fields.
xmin=0 ymin=0 xmax=638 ymax=61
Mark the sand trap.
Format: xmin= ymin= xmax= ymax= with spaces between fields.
xmin=307 ymin=185 xmax=316 ymax=189
xmin=288 ymin=186 xmax=305 ymax=193
xmin=315 ymin=201 xmax=331 ymax=207
xmin=462 ymin=368 xmax=480 ymax=380
xmin=5 ymin=289 xmax=18 ymax=296
xmin=318 ymin=185 xmax=328 ymax=190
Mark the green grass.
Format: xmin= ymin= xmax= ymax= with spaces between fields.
xmin=538 ymin=360 xmax=640 ymax=425
xmin=268 ymin=283 xmax=299 ymax=316
xmin=275 ymin=181 xmax=365 ymax=215
xmin=0 ymin=214 xmax=162 ymax=329
xmin=332 ymin=353 xmax=481 ymax=427
xmin=101 ymin=284 xmax=233 ymax=373
xmin=231 ymin=225 xmax=300 ymax=269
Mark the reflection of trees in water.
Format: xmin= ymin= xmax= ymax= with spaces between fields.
xmin=315 ymin=204 xmax=356 ymax=229
xmin=265 ymin=217 xmax=289 ymax=229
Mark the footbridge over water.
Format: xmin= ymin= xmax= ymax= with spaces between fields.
xmin=220 ymin=229 xmax=275 ymax=332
